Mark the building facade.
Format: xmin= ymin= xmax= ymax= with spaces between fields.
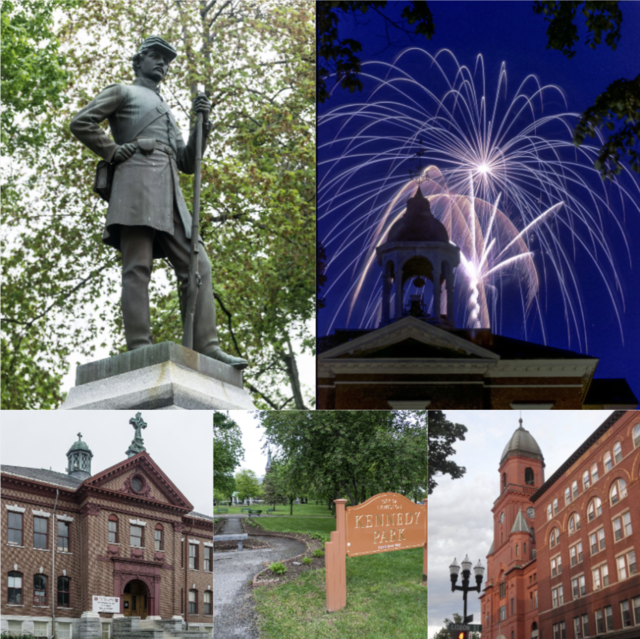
xmin=480 ymin=410 xmax=640 ymax=639
xmin=1 ymin=427 xmax=213 ymax=639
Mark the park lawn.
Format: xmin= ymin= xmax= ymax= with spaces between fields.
xmin=255 ymin=515 xmax=336 ymax=538
xmin=215 ymin=503 xmax=331 ymax=517
xmin=254 ymin=547 xmax=427 ymax=639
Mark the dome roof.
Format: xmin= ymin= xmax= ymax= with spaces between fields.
xmin=386 ymin=188 xmax=450 ymax=243
xmin=67 ymin=433 xmax=93 ymax=456
xmin=500 ymin=419 xmax=543 ymax=464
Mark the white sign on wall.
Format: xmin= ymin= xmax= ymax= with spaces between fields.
xmin=92 ymin=596 xmax=120 ymax=613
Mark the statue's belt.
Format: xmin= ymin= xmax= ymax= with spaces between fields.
xmin=133 ymin=138 xmax=176 ymax=159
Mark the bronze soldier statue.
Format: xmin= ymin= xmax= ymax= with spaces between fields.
xmin=70 ymin=36 xmax=247 ymax=369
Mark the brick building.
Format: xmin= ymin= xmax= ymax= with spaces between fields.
xmin=1 ymin=426 xmax=213 ymax=639
xmin=480 ymin=410 xmax=640 ymax=639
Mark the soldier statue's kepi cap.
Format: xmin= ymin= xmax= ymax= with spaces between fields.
xmin=138 ymin=36 xmax=177 ymax=62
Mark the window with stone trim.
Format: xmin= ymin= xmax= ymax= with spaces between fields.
xmin=155 ymin=524 xmax=163 ymax=551
xmin=547 ymin=504 xmax=552 ymax=521
xmin=595 ymin=609 xmax=604 ymax=634
xmin=204 ymin=590 xmax=212 ymax=615
xmin=7 ymin=622 xmax=23 ymax=636
xmin=589 ymin=527 xmax=606 ymax=555
xmin=570 ymin=541 xmax=583 ymax=566
xmin=581 ymin=614 xmax=589 ymax=637
xmin=57 ymin=576 xmax=70 ymax=607
xmin=549 ymin=527 xmax=560 ymax=548
xmin=108 ymin=515 xmax=118 ymax=544
xmin=551 ymin=555 xmax=562 ymax=577
xmin=33 ymin=516 xmax=48 ymax=549
xmin=621 ymin=600 xmax=632 ymax=627
xmin=582 ymin=469 xmax=590 ymax=490
xmin=8 ymin=512 xmax=23 ymax=545
xmin=571 ymin=574 xmax=586 ymax=599
xmin=33 ymin=622 xmax=48 ymax=637
xmin=553 ymin=498 xmax=559 ymax=515
xmin=204 ymin=546 xmax=212 ymax=572
xmin=499 ymin=605 xmax=506 ymax=621
xmin=592 ymin=562 xmax=609 ymax=590
xmin=616 ymin=549 xmax=637 ymax=580
xmin=572 ymin=480 xmax=578 ymax=499
xmin=612 ymin=511 xmax=632 ymax=541
xmin=499 ymin=580 xmax=506 ymax=598
xmin=587 ymin=497 xmax=602 ymax=521
xmin=551 ymin=584 xmax=563 ymax=607
xmin=564 ymin=487 xmax=571 ymax=506
xmin=568 ymin=513 xmax=581 ymax=534
xmin=188 ymin=589 xmax=198 ymax=614
xmin=101 ymin=624 xmax=110 ymax=639
xmin=632 ymin=595 xmax=640 ymax=625
xmin=57 ymin=520 xmax=70 ymax=552
xmin=610 ymin=478 xmax=627 ymax=505
xmin=8 ymin=571 xmax=23 ymax=604
xmin=34 ymin=574 xmax=47 ymax=605
xmin=56 ymin=623 xmax=71 ymax=639
xmin=573 ymin=616 xmax=582 ymax=639
xmin=130 ymin=524 xmax=144 ymax=548
xmin=591 ymin=462 xmax=599 ymax=482
xmin=604 ymin=451 xmax=613 ymax=472
xmin=189 ymin=542 xmax=199 ymax=569
xmin=633 ymin=424 xmax=640 ymax=449
xmin=605 ymin=605 xmax=614 ymax=631
xmin=552 ymin=621 xmax=566 ymax=639
xmin=613 ymin=441 xmax=622 ymax=464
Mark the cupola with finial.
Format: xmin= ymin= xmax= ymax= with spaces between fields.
xmin=66 ymin=433 xmax=93 ymax=480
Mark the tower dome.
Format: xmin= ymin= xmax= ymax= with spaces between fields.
xmin=66 ymin=433 xmax=93 ymax=480
xmin=386 ymin=188 xmax=450 ymax=243
xmin=500 ymin=418 xmax=544 ymax=464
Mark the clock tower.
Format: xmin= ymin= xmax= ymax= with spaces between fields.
xmin=481 ymin=418 xmax=545 ymax=639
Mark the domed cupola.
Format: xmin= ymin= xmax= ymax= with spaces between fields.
xmin=66 ymin=433 xmax=93 ymax=480
xmin=500 ymin=418 xmax=544 ymax=464
xmin=376 ymin=186 xmax=460 ymax=327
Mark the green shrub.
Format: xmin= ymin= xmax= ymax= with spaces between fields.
xmin=312 ymin=549 xmax=324 ymax=558
xmin=302 ymin=557 xmax=313 ymax=565
xmin=269 ymin=561 xmax=287 ymax=575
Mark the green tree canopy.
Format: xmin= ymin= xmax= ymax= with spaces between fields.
xmin=234 ymin=468 xmax=262 ymax=503
xmin=427 ymin=411 xmax=467 ymax=495
xmin=258 ymin=410 xmax=428 ymax=506
xmin=213 ymin=411 xmax=244 ymax=499
xmin=1 ymin=0 xmax=315 ymax=410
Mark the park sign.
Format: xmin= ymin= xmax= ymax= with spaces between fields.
xmin=346 ymin=492 xmax=426 ymax=557
xmin=325 ymin=493 xmax=427 ymax=612
xmin=92 ymin=595 xmax=120 ymax=613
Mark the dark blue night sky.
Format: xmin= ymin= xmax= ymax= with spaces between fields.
xmin=318 ymin=1 xmax=640 ymax=398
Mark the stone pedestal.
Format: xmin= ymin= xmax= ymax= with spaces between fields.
xmin=60 ymin=342 xmax=256 ymax=410
xmin=78 ymin=611 xmax=102 ymax=639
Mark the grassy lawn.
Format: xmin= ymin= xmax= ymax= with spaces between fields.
xmin=255 ymin=515 xmax=336 ymax=538
xmin=215 ymin=503 xmax=332 ymax=517
xmin=254 ymin=548 xmax=427 ymax=638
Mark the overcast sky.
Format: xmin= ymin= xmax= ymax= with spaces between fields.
xmin=226 ymin=411 xmax=269 ymax=479
xmin=427 ymin=409 xmax=616 ymax=638
xmin=1 ymin=410 xmax=213 ymax=516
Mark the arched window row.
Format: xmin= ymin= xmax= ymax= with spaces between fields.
xmin=6 ymin=573 xmax=70 ymax=607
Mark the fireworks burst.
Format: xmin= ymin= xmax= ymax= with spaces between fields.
xmin=318 ymin=48 xmax=639 ymax=351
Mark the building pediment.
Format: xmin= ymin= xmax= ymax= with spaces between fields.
xmin=82 ymin=452 xmax=192 ymax=511
xmin=320 ymin=316 xmax=500 ymax=361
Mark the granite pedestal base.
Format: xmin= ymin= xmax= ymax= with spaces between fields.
xmin=59 ymin=342 xmax=256 ymax=410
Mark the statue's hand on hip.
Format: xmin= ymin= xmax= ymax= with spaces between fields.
xmin=113 ymin=142 xmax=137 ymax=163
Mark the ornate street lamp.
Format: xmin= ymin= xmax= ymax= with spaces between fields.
xmin=450 ymin=555 xmax=485 ymax=623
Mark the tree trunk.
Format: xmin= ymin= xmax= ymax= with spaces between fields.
xmin=279 ymin=336 xmax=307 ymax=409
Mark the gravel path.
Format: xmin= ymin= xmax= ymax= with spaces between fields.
xmin=214 ymin=517 xmax=306 ymax=639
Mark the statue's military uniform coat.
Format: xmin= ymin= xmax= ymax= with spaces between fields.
xmin=70 ymin=83 xmax=203 ymax=256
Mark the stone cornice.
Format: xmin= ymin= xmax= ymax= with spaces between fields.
xmin=321 ymin=359 xmax=494 ymax=376
xmin=486 ymin=359 xmax=598 ymax=379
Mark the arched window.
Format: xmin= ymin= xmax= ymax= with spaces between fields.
xmin=613 ymin=442 xmax=622 ymax=464
xmin=582 ymin=470 xmax=590 ymax=490
xmin=604 ymin=451 xmax=612 ymax=472
xmin=633 ymin=424 xmax=640 ymax=448
xmin=108 ymin=515 xmax=119 ymax=544
xmin=587 ymin=497 xmax=602 ymax=521
xmin=8 ymin=571 xmax=23 ymax=604
xmin=568 ymin=513 xmax=581 ymax=534
xmin=525 ymin=468 xmax=534 ymax=485
xmin=204 ymin=590 xmax=212 ymax=615
xmin=34 ymin=574 xmax=47 ymax=606
xmin=57 ymin=576 xmax=70 ymax=607
xmin=155 ymin=524 xmax=164 ymax=551
xmin=591 ymin=462 xmax=599 ymax=483
xmin=188 ymin=589 xmax=198 ymax=614
xmin=610 ymin=478 xmax=627 ymax=505
xmin=503 ymin=473 xmax=507 ymax=490
xmin=549 ymin=527 xmax=560 ymax=548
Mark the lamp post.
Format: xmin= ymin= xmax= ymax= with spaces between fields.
xmin=450 ymin=555 xmax=485 ymax=624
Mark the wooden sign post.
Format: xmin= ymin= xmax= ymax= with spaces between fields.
xmin=325 ymin=493 xmax=428 ymax=612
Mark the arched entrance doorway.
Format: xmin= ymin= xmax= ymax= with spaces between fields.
xmin=122 ymin=579 xmax=149 ymax=619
